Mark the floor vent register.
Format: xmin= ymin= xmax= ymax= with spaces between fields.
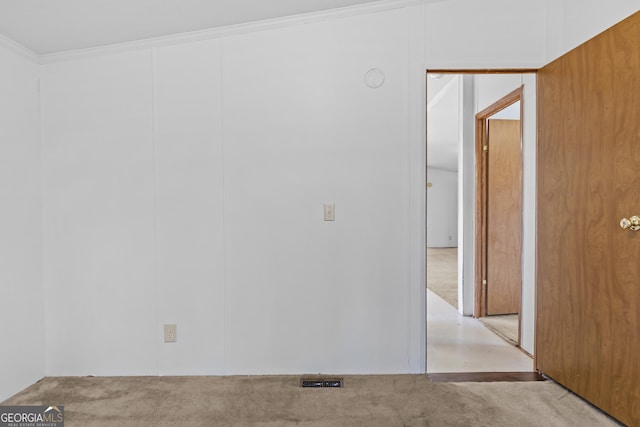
xmin=300 ymin=377 xmax=343 ymax=388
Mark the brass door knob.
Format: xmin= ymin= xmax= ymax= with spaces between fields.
xmin=620 ymin=216 xmax=640 ymax=231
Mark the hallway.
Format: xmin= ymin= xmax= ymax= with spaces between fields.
xmin=427 ymin=289 xmax=533 ymax=373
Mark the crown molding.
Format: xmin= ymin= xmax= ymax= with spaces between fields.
xmin=0 ymin=33 xmax=39 ymax=64
xmin=39 ymin=0 xmax=434 ymax=64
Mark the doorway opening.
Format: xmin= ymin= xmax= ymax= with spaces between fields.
xmin=475 ymin=88 xmax=523 ymax=348
xmin=425 ymin=71 xmax=535 ymax=373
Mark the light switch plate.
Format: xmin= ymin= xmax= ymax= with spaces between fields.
xmin=324 ymin=203 xmax=335 ymax=221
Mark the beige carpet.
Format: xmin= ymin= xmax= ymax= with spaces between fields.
xmin=480 ymin=315 xmax=520 ymax=346
xmin=426 ymin=247 xmax=458 ymax=309
xmin=1 ymin=376 xmax=621 ymax=426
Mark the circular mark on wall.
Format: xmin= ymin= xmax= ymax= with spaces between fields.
xmin=364 ymin=68 xmax=385 ymax=89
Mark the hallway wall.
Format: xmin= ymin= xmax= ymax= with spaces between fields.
xmin=427 ymin=168 xmax=458 ymax=248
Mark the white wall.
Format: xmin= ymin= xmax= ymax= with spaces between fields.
xmin=427 ymin=168 xmax=457 ymax=248
xmin=427 ymin=77 xmax=460 ymax=172
xmin=425 ymin=0 xmax=547 ymax=69
xmin=490 ymin=101 xmax=520 ymax=120
xmin=41 ymin=7 xmax=425 ymax=376
xmin=42 ymin=51 xmax=157 ymax=376
xmin=423 ymin=0 xmax=639 ymax=69
xmin=1 ymin=0 xmax=634 ymax=390
xmin=476 ymin=74 xmax=523 ymax=112
xmin=222 ymin=11 xmax=414 ymax=374
xmin=546 ymin=0 xmax=640 ymax=63
xmin=0 ymin=42 xmax=43 ymax=401
xmin=154 ymin=40 xmax=226 ymax=375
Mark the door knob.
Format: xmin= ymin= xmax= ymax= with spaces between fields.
xmin=620 ymin=216 xmax=640 ymax=231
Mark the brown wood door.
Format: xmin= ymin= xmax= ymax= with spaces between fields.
xmin=536 ymin=12 xmax=640 ymax=427
xmin=486 ymin=119 xmax=522 ymax=315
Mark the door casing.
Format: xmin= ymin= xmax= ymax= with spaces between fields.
xmin=474 ymin=87 xmax=524 ymax=331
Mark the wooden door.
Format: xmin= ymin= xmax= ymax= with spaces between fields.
xmin=486 ymin=119 xmax=522 ymax=315
xmin=536 ymin=12 xmax=640 ymax=427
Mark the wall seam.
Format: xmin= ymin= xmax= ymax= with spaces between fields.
xmin=220 ymin=39 xmax=228 ymax=376
xmin=38 ymin=68 xmax=48 ymax=378
xmin=151 ymin=47 xmax=161 ymax=376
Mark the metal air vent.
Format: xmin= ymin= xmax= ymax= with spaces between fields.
xmin=300 ymin=377 xmax=343 ymax=388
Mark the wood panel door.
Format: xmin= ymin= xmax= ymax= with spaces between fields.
xmin=486 ymin=119 xmax=522 ymax=315
xmin=536 ymin=12 xmax=640 ymax=427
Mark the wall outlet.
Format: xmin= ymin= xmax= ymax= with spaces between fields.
xmin=164 ymin=324 xmax=177 ymax=343
xmin=324 ymin=203 xmax=335 ymax=221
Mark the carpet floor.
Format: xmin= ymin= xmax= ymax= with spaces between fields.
xmin=2 ymin=375 xmax=622 ymax=427
xmin=426 ymin=247 xmax=458 ymax=309
xmin=479 ymin=315 xmax=519 ymax=346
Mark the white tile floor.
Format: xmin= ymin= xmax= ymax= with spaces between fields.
xmin=427 ymin=289 xmax=533 ymax=373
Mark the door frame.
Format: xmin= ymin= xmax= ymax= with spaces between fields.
xmin=474 ymin=87 xmax=524 ymax=339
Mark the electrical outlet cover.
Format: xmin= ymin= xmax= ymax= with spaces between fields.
xmin=164 ymin=324 xmax=177 ymax=343
xmin=324 ymin=203 xmax=335 ymax=221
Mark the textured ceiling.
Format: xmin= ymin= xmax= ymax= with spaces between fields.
xmin=0 ymin=0 xmax=389 ymax=54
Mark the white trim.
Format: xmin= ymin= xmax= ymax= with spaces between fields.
xmin=0 ymin=33 xmax=39 ymax=63
xmin=39 ymin=0 xmax=437 ymax=64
